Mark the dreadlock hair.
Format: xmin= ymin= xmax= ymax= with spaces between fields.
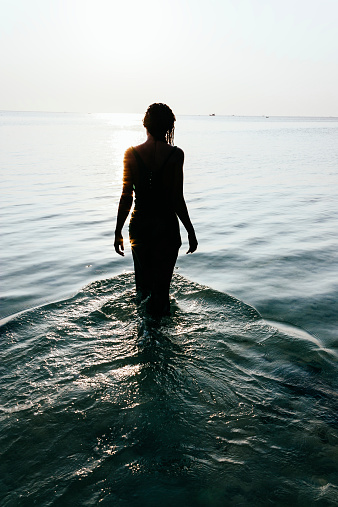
xmin=143 ymin=103 xmax=176 ymax=145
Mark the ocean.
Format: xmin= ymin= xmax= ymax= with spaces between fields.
xmin=1 ymin=112 xmax=337 ymax=506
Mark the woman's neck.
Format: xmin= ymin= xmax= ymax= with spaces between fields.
xmin=146 ymin=131 xmax=167 ymax=144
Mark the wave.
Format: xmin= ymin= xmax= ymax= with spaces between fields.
xmin=1 ymin=274 xmax=337 ymax=506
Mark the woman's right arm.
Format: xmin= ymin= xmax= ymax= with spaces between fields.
xmin=173 ymin=150 xmax=198 ymax=254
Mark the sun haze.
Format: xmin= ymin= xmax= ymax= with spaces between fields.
xmin=1 ymin=0 xmax=338 ymax=116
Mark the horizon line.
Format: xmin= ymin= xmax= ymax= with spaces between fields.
xmin=1 ymin=109 xmax=338 ymax=119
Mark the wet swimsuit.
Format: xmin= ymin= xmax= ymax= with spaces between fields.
xmin=129 ymin=146 xmax=181 ymax=315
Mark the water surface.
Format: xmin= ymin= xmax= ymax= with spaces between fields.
xmin=1 ymin=112 xmax=338 ymax=505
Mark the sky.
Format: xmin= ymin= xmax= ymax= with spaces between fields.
xmin=1 ymin=0 xmax=338 ymax=116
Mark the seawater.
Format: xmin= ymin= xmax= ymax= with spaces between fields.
xmin=1 ymin=112 xmax=338 ymax=506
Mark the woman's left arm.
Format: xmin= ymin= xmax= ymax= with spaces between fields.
xmin=114 ymin=149 xmax=134 ymax=256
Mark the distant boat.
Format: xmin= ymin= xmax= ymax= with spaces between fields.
xmin=209 ymin=113 xmax=215 ymax=116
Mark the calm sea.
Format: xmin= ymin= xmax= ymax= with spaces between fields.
xmin=1 ymin=112 xmax=338 ymax=506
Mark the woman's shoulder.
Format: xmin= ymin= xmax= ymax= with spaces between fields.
xmin=123 ymin=147 xmax=139 ymax=170
xmin=124 ymin=146 xmax=134 ymax=159
xmin=124 ymin=143 xmax=184 ymax=165
xmin=174 ymin=146 xmax=184 ymax=159
xmin=170 ymin=146 xmax=184 ymax=166
xmin=124 ymin=145 xmax=137 ymax=155
xmin=129 ymin=140 xmax=148 ymax=151
xmin=124 ymin=143 xmax=146 ymax=161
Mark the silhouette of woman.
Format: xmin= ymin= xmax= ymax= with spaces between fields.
xmin=114 ymin=103 xmax=197 ymax=316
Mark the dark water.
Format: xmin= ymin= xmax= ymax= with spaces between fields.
xmin=1 ymin=112 xmax=338 ymax=505
xmin=1 ymin=274 xmax=337 ymax=506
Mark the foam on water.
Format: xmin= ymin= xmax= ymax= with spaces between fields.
xmin=1 ymin=274 xmax=337 ymax=506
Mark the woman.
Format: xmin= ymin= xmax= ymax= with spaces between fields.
xmin=114 ymin=103 xmax=197 ymax=316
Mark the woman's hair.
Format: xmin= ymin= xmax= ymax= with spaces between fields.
xmin=143 ymin=103 xmax=176 ymax=145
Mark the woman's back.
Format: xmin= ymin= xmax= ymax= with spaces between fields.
xmin=127 ymin=141 xmax=184 ymax=213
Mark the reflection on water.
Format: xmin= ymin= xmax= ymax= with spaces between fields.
xmin=1 ymin=274 xmax=337 ymax=506
xmin=1 ymin=112 xmax=338 ymax=505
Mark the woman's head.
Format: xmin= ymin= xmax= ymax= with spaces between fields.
xmin=143 ymin=103 xmax=176 ymax=145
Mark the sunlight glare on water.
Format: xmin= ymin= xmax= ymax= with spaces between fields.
xmin=1 ymin=274 xmax=337 ymax=506
xmin=1 ymin=112 xmax=338 ymax=506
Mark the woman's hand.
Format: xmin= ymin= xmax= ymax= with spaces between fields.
xmin=186 ymin=232 xmax=198 ymax=254
xmin=114 ymin=232 xmax=124 ymax=256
